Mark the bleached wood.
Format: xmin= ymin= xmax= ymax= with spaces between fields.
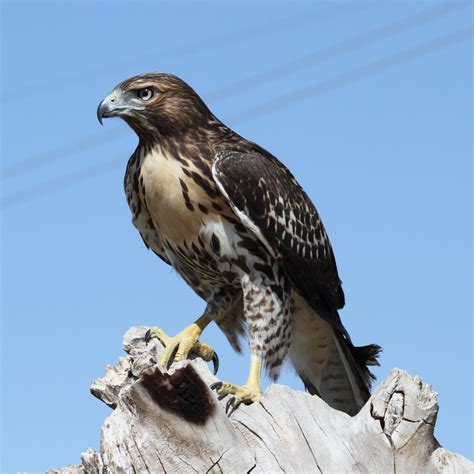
xmin=49 ymin=327 xmax=473 ymax=473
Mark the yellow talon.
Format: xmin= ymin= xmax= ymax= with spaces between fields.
xmin=146 ymin=327 xmax=170 ymax=346
xmin=211 ymin=355 xmax=263 ymax=414
xmin=145 ymin=315 xmax=217 ymax=371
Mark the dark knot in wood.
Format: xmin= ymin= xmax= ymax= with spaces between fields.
xmin=139 ymin=364 xmax=215 ymax=425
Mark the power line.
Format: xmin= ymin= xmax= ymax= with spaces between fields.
xmin=2 ymin=3 xmax=363 ymax=103
xmin=229 ymin=27 xmax=472 ymax=124
xmin=206 ymin=1 xmax=470 ymax=102
xmin=3 ymin=2 xmax=465 ymax=180
xmin=2 ymin=27 xmax=471 ymax=210
xmin=2 ymin=128 xmax=125 ymax=179
xmin=1 ymin=157 xmax=124 ymax=209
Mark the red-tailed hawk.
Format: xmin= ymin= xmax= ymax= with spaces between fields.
xmin=97 ymin=73 xmax=380 ymax=415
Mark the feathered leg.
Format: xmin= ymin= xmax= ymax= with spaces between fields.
xmin=211 ymin=262 xmax=292 ymax=413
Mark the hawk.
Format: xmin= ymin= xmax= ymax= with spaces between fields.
xmin=97 ymin=73 xmax=380 ymax=415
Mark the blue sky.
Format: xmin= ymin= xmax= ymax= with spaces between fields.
xmin=1 ymin=1 xmax=472 ymax=471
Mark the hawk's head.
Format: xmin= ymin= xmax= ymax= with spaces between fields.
xmin=97 ymin=73 xmax=213 ymax=141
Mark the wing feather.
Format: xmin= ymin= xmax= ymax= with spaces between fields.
xmin=213 ymin=150 xmax=347 ymax=335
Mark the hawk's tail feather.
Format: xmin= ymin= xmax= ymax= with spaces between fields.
xmin=335 ymin=335 xmax=382 ymax=402
xmin=351 ymin=342 xmax=382 ymax=385
xmin=289 ymin=295 xmax=382 ymax=416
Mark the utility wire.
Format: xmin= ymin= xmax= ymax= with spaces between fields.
xmin=2 ymin=128 xmax=126 ymax=180
xmin=1 ymin=158 xmax=124 ymax=210
xmin=206 ymin=0 xmax=470 ymax=102
xmin=2 ymin=3 xmax=364 ymax=102
xmin=2 ymin=27 xmax=471 ymax=210
xmin=3 ymin=1 xmax=465 ymax=180
xmin=229 ymin=27 xmax=472 ymax=124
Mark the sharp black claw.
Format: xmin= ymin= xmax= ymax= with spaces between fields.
xmin=218 ymin=394 xmax=227 ymax=401
xmin=226 ymin=397 xmax=235 ymax=415
xmin=211 ymin=352 xmax=219 ymax=375
xmin=144 ymin=329 xmax=152 ymax=344
xmin=210 ymin=381 xmax=223 ymax=391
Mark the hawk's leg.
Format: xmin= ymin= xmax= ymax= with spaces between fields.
xmin=145 ymin=288 xmax=239 ymax=373
xmin=211 ymin=263 xmax=291 ymax=414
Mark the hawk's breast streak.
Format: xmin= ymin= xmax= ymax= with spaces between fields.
xmin=140 ymin=147 xmax=206 ymax=244
xmin=135 ymin=146 xmax=245 ymax=282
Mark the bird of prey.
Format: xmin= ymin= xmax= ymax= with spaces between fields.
xmin=97 ymin=73 xmax=380 ymax=415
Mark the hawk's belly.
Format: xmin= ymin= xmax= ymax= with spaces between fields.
xmin=135 ymin=147 xmax=251 ymax=292
xmin=166 ymin=219 xmax=247 ymax=293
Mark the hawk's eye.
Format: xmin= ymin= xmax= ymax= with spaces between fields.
xmin=137 ymin=88 xmax=154 ymax=101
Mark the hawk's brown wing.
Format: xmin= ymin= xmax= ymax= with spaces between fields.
xmin=213 ymin=150 xmax=349 ymax=338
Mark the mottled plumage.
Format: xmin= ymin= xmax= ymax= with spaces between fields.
xmin=98 ymin=72 xmax=381 ymax=415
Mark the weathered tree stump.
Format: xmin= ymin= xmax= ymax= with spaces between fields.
xmin=50 ymin=327 xmax=473 ymax=473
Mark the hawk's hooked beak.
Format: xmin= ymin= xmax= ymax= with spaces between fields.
xmin=97 ymin=90 xmax=129 ymax=125
xmin=97 ymin=100 xmax=108 ymax=125
xmin=97 ymin=94 xmax=118 ymax=125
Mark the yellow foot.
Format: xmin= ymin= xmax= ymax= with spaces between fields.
xmin=210 ymin=381 xmax=262 ymax=415
xmin=145 ymin=326 xmax=219 ymax=374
